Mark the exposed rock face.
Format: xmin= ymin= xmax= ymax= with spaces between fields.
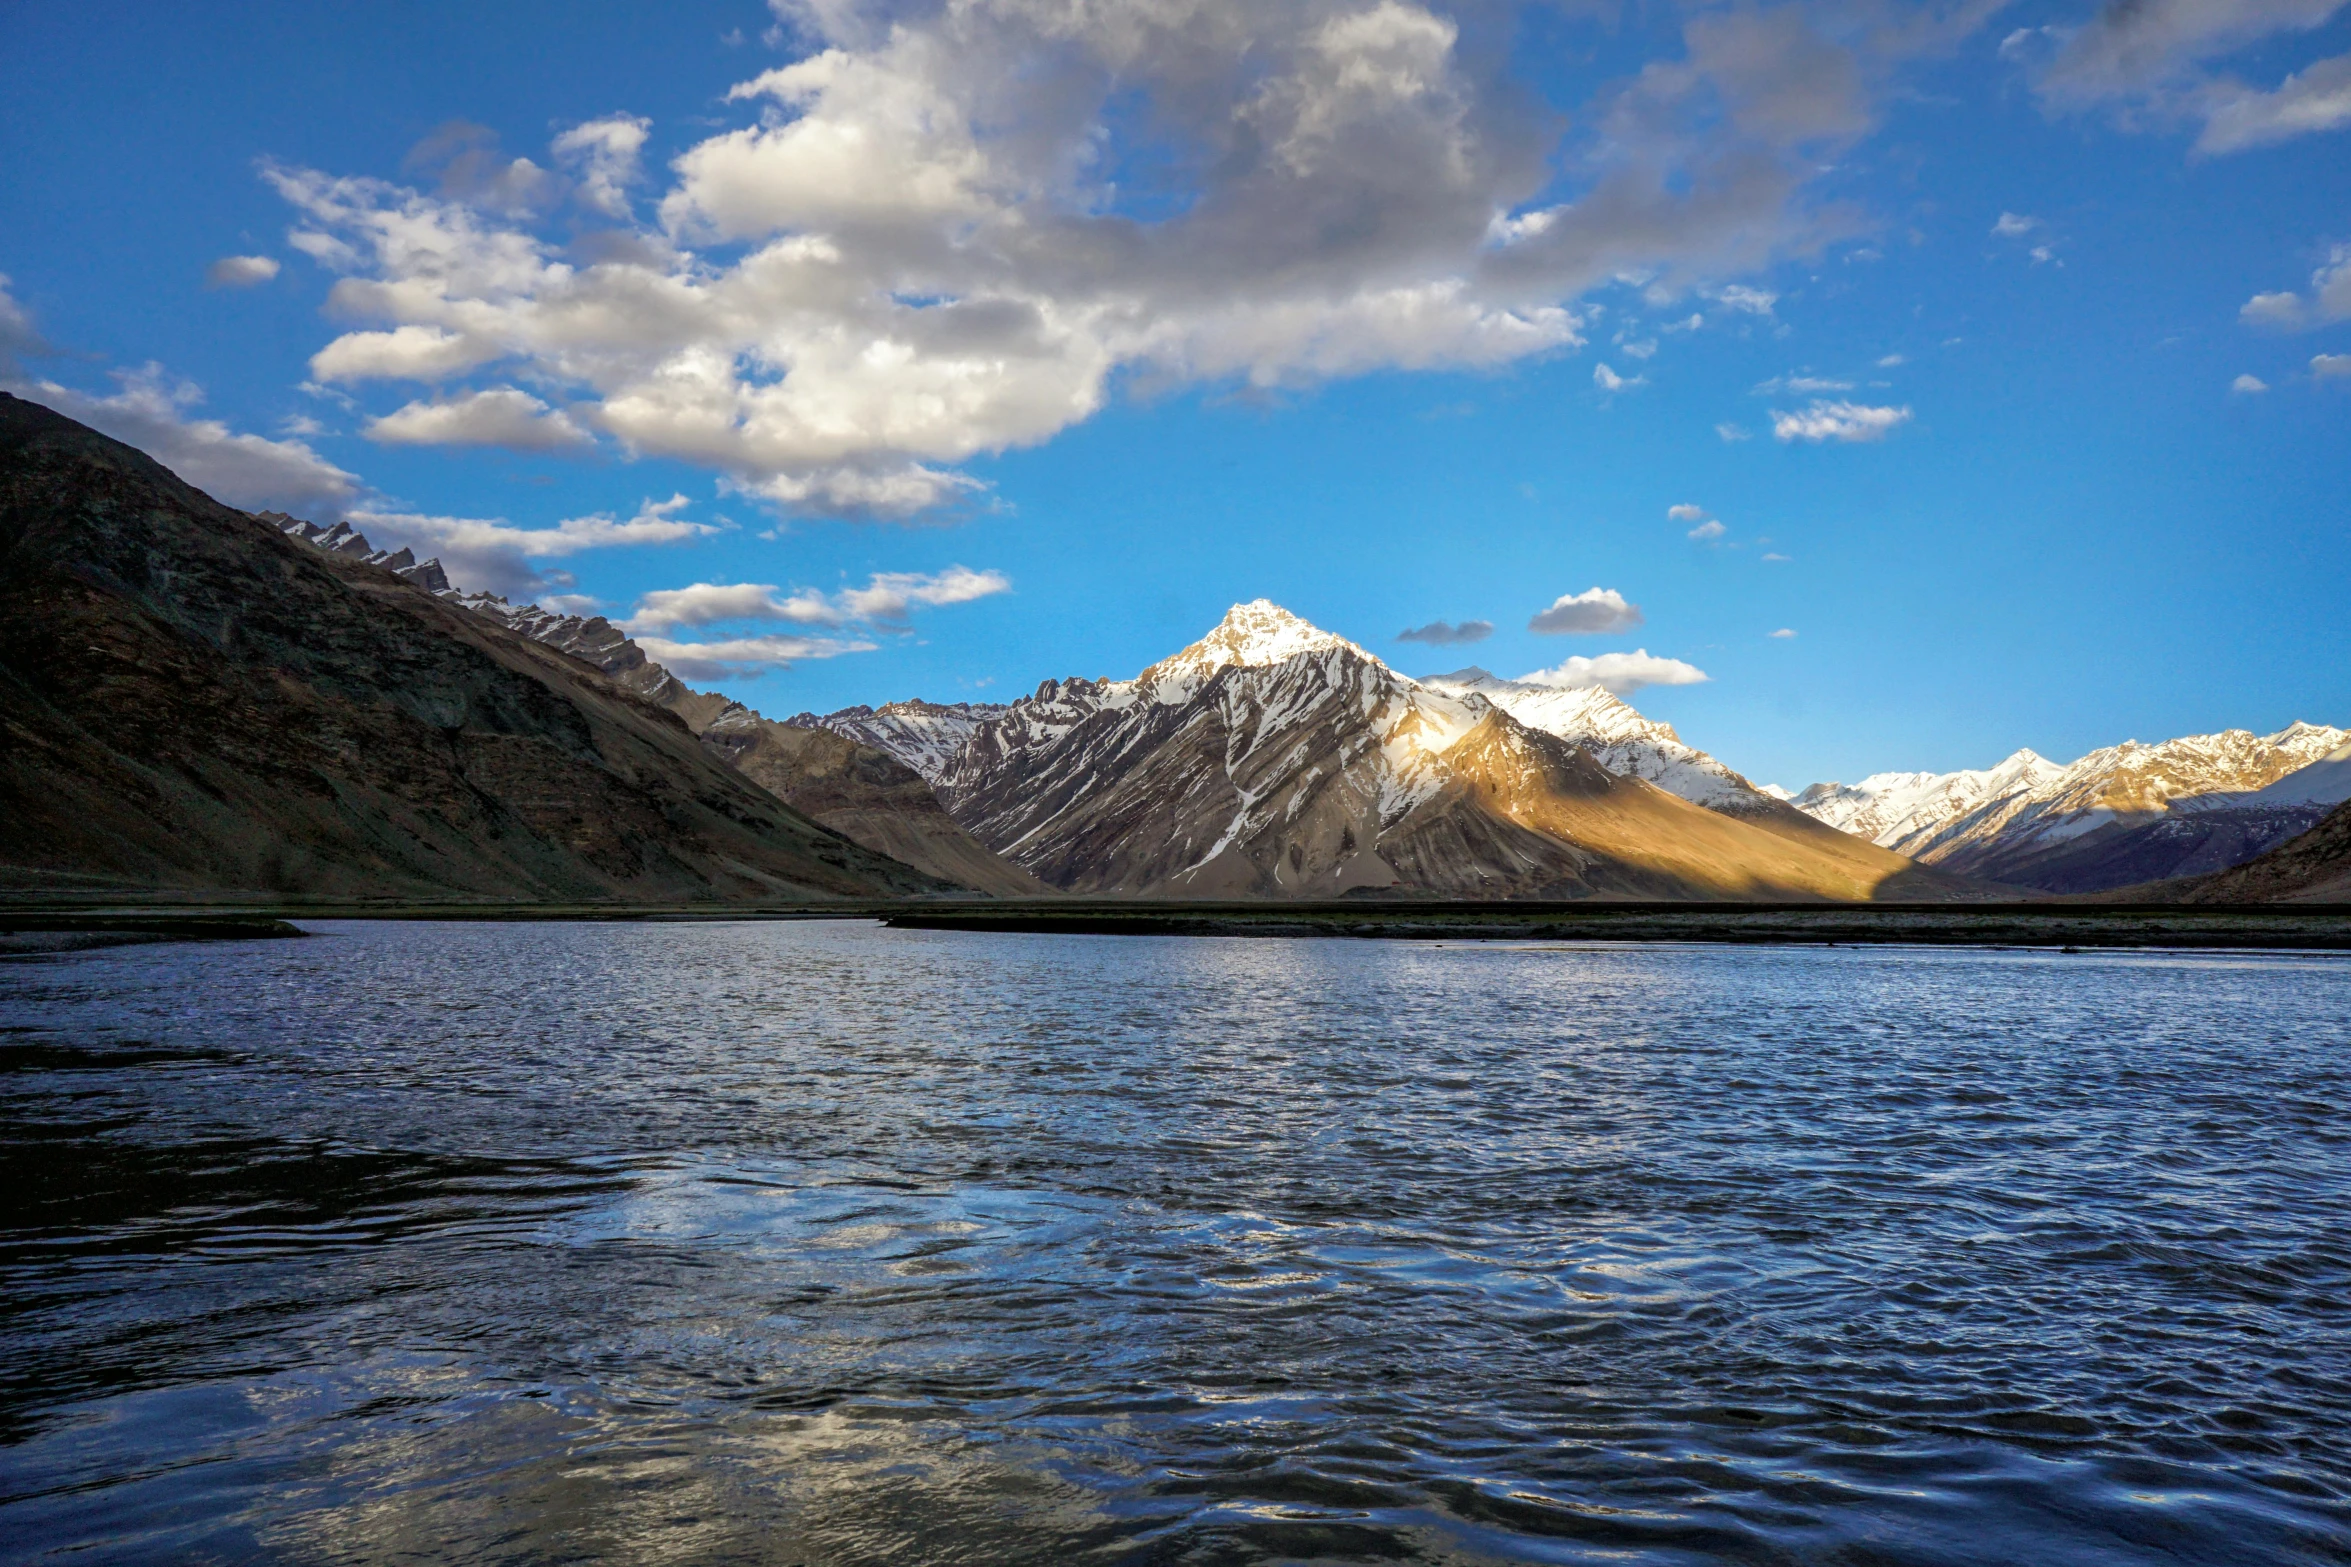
xmin=264 ymin=517 xmax=1035 ymax=897
xmin=1419 ymin=667 xmax=1778 ymax=812
xmin=0 ymin=392 xmax=946 ymax=902
xmin=1792 ymin=724 xmax=2350 ymax=893
xmin=812 ymin=600 xmax=1968 ymax=900
xmin=702 ymin=711 xmax=1048 ymax=897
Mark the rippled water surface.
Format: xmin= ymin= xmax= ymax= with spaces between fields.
xmin=3 ymin=920 xmax=2350 ymax=1565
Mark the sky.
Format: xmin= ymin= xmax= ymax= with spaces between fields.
xmin=2 ymin=0 xmax=2346 ymax=790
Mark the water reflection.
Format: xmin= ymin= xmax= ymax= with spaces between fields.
xmin=1 ymin=923 xmax=2347 ymax=1563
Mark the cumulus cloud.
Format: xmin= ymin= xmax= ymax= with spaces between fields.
xmin=2314 ymin=352 xmax=2351 ymax=377
xmin=5 ymin=366 xmax=360 ymax=515
xmin=1771 ymin=399 xmax=1912 ymax=442
xmin=1768 ymin=627 xmax=1798 ymax=638
xmin=1715 ymin=421 xmax=1752 ymax=441
xmin=1687 ymin=517 xmax=1728 ymax=540
xmin=634 ymin=633 xmax=878 ymax=681
xmin=1593 ymin=362 xmax=1645 ymax=392
xmin=621 ymin=565 xmax=1010 ymax=636
xmin=1992 ymin=211 xmax=2039 ymax=237
xmin=1517 ymin=649 xmax=1709 ymax=695
xmin=1666 ymin=503 xmax=1707 ymax=522
xmin=259 ymin=0 xmax=1997 ymax=519
xmin=1529 ymin=586 xmax=1643 ymax=634
xmin=2196 ymin=50 xmax=2351 ymax=151
xmin=2240 ymin=242 xmax=2351 ymax=329
xmin=1754 ymin=372 xmax=1854 ymax=393
xmin=205 ymin=255 xmax=281 ymax=288
xmin=2231 ymin=372 xmax=2270 ymax=393
xmin=1397 ymin=618 xmax=1493 ymax=645
xmin=366 ymin=387 xmax=594 ymax=450
xmin=552 ymin=114 xmax=651 ymax=217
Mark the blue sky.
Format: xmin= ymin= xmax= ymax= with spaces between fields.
xmin=3 ymin=0 xmax=2346 ymax=789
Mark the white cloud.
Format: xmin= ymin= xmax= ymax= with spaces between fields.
xmin=1715 ymin=421 xmax=1752 ymax=442
xmin=551 ymin=114 xmax=651 ymax=217
xmin=1517 ymin=649 xmax=1709 ymax=695
xmin=620 ymin=565 xmax=1009 ymax=634
xmin=2029 ymin=243 xmax=2058 ymax=265
xmin=1753 ymin=373 xmax=1853 ymax=394
xmin=1992 ymin=211 xmax=2039 ymax=237
xmin=1666 ymin=503 xmax=1708 ymax=521
xmin=1762 ymin=551 xmax=1791 ymax=561
xmin=5 ymin=366 xmax=360 ymax=515
xmin=1771 ymin=399 xmax=1912 ymax=442
xmin=2031 ymin=0 xmax=2351 ymax=152
xmin=1711 ymin=284 xmax=1778 ymax=315
xmin=1768 ymin=627 xmax=1797 ymax=638
xmin=1528 ymin=586 xmax=1643 ymax=635
xmin=310 ymin=324 xmax=507 ymax=383
xmin=2314 ymin=352 xmax=2351 ymax=378
xmin=2231 ymin=372 xmax=2270 ymax=393
xmin=836 ymin=565 xmax=1011 ymax=622
xmin=205 ymin=255 xmax=281 ymax=288
xmin=1687 ymin=518 xmax=1728 ymax=540
xmin=1593 ymin=362 xmax=1645 ymax=392
xmin=2240 ymin=242 xmax=2351 ymax=329
xmin=1876 ymin=352 xmax=1906 ymax=366
xmin=257 ymin=0 xmax=1995 ymax=519
xmin=366 ymin=387 xmax=593 ymax=450
xmin=633 ymin=633 xmax=878 ymax=680
xmin=1397 ymin=618 xmax=1493 ymax=645
xmin=2196 ymin=50 xmax=2351 ymax=151
xmin=623 ymin=582 xmax=839 ymax=633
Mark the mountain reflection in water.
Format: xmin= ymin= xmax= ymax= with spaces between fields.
xmin=2 ymin=921 xmax=2347 ymax=1564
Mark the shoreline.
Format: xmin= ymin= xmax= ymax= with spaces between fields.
xmin=2 ymin=899 xmax=2346 ymax=951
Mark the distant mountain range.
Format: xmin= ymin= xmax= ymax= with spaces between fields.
xmin=7 ymin=388 xmax=2340 ymax=906
xmin=1789 ymin=725 xmax=2349 ymax=893
xmin=795 ymin=600 xmax=1965 ymax=900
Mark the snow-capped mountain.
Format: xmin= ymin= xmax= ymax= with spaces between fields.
xmin=1793 ymin=723 xmax=2350 ymax=892
xmin=1419 ymin=668 xmax=1776 ymax=812
xmin=812 ymin=600 xmax=1965 ymax=900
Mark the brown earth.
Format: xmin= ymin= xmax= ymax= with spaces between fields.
xmin=0 ymin=392 xmax=946 ymax=902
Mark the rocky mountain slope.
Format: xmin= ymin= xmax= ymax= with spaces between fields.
xmin=811 ymin=601 xmax=1968 ymax=901
xmin=700 ymin=711 xmax=1048 ymax=897
xmin=0 ymin=392 xmax=945 ymax=902
xmin=265 ymin=518 xmax=1036 ymax=897
xmin=1792 ymin=723 xmax=2348 ymax=893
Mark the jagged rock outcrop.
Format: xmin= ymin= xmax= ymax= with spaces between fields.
xmin=0 ymin=392 xmax=947 ymax=902
xmin=814 ymin=600 xmax=1973 ymax=901
xmin=1792 ymin=724 xmax=2349 ymax=893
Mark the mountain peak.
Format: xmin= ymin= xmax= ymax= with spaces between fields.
xmin=1145 ymin=599 xmax=1368 ymax=688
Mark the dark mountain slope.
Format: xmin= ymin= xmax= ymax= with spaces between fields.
xmin=0 ymin=392 xmax=942 ymax=901
xmin=2176 ymin=799 xmax=2351 ymax=904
